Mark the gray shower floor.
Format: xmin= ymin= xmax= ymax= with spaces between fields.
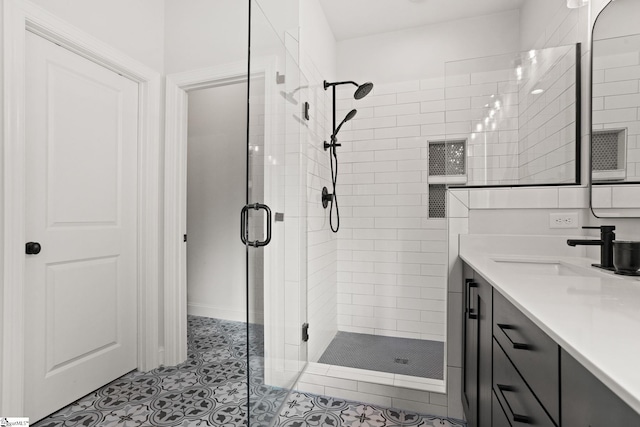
xmin=318 ymin=331 xmax=444 ymax=379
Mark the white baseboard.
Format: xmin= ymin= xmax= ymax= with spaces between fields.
xmin=188 ymin=303 xmax=246 ymax=322
xmin=158 ymin=346 xmax=165 ymax=366
xmin=187 ymin=303 xmax=264 ymax=325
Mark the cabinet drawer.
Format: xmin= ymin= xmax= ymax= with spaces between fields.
xmin=492 ymin=390 xmax=512 ymax=427
xmin=493 ymin=339 xmax=555 ymax=427
xmin=493 ymin=290 xmax=559 ymax=424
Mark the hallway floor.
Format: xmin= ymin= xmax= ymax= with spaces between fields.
xmin=34 ymin=316 xmax=465 ymax=427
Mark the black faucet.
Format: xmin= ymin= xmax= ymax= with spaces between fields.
xmin=567 ymin=226 xmax=616 ymax=270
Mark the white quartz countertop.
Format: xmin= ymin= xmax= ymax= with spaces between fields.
xmin=459 ymin=234 xmax=640 ymax=415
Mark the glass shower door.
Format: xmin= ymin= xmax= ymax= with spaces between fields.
xmin=244 ymin=1 xmax=307 ymax=425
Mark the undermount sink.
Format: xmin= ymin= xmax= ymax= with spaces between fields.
xmin=492 ymin=258 xmax=615 ymax=278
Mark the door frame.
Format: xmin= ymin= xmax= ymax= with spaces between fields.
xmin=163 ymin=59 xmax=275 ymax=367
xmin=1 ymin=0 xmax=162 ymax=415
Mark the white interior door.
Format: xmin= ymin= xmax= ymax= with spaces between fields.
xmin=24 ymin=31 xmax=139 ymax=422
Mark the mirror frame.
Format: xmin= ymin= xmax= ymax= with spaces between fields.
xmin=589 ymin=0 xmax=640 ymax=218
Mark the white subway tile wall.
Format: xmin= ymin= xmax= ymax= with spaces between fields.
xmin=301 ymin=53 xmax=339 ymax=363
xmin=519 ymin=46 xmax=578 ymax=184
xmin=592 ymin=40 xmax=640 ymax=181
xmin=444 ymin=45 xmax=578 ymax=186
xmin=334 ymin=80 xmax=448 ymax=342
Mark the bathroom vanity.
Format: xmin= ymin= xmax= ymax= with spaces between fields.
xmin=459 ymin=235 xmax=640 ymax=426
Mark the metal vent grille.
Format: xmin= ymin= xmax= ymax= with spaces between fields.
xmin=429 ymin=184 xmax=446 ymax=219
xmin=429 ymin=140 xmax=466 ymax=176
xmin=592 ymin=130 xmax=622 ymax=171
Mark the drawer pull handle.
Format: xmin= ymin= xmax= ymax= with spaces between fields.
xmin=497 ymin=384 xmax=533 ymax=424
xmin=466 ymin=279 xmax=478 ymax=320
xmin=497 ymin=323 xmax=532 ymax=350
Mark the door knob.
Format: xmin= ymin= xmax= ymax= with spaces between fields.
xmin=25 ymin=242 xmax=41 ymax=255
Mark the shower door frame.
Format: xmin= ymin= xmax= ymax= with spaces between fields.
xmin=163 ymin=58 xmax=276 ymax=367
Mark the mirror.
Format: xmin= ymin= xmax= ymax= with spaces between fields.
xmin=445 ymin=44 xmax=581 ymax=187
xmin=591 ymin=0 xmax=640 ymax=216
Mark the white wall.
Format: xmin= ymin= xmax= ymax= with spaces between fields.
xmin=186 ymin=84 xmax=247 ymax=321
xmin=257 ymin=0 xmax=299 ymax=43
xmin=164 ymin=0 xmax=247 ymax=74
xmin=300 ymin=0 xmax=337 ymax=81
xmin=337 ymin=10 xmax=520 ymax=85
xmin=591 ymin=0 xmax=640 ymax=40
xmin=519 ymin=0 xmax=570 ymax=51
xmin=30 ymin=0 xmax=165 ymax=72
xmin=0 ymin=0 xmax=4 ymax=398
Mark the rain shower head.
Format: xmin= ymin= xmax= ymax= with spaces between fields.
xmin=280 ymin=91 xmax=298 ymax=105
xmin=354 ymin=82 xmax=374 ymax=100
xmin=332 ymin=109 xmax=357 ymax=142
xmin=324 ymin=80 xmax=375 ymax=100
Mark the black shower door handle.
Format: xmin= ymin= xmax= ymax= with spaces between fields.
xmin=240 ymin=203 xmax=272 ymax=247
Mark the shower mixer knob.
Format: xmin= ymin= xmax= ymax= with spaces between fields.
xmin=323 ymin=141 xmax=342 ymax=151
xmin=322 ymin=187 xmax=333 ymax=208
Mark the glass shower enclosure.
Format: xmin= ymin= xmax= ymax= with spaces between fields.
xmin=244 ymin=1 xmax=308 ymax=425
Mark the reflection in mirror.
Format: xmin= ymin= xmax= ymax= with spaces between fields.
xmin=445 ymin=44 xmax=580 ymax=187
xmin=592 ymin=0 xmax=640 ymax=184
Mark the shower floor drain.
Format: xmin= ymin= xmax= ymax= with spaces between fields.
xmin=394 ymin=358 xmax=409 ymax=365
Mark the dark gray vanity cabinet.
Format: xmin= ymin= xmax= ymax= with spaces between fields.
xmin=462 ymin=273 xmax=493 ymax=427
xmin=561 ymin=349 xmax=640 ymax=426
xmin=463 ymin=263 xmax=640 ymax=426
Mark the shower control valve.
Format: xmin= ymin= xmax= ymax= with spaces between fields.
xmin=323 ymin=140 xmax=342 ymax=151
xmin=322 ymin=187 xmax=333 ymax=209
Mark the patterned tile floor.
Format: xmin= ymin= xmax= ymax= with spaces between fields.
xmin=34 ymin=316 xmax=466 ymax=427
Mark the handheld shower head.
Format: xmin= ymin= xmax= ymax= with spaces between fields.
xmin=344 ymin=108 xmax=358 ymax=122
xmin=354 ymin=82 xmax=374 ymax=100
xmin=332 ymin=109 xmax=357 ymax=141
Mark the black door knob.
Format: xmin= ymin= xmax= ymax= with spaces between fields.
xmin=25 ymin=242 xmax=41 ymax=255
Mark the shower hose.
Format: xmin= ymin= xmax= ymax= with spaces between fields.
xmin=329 ymin=141 xmax=340 ymax=233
